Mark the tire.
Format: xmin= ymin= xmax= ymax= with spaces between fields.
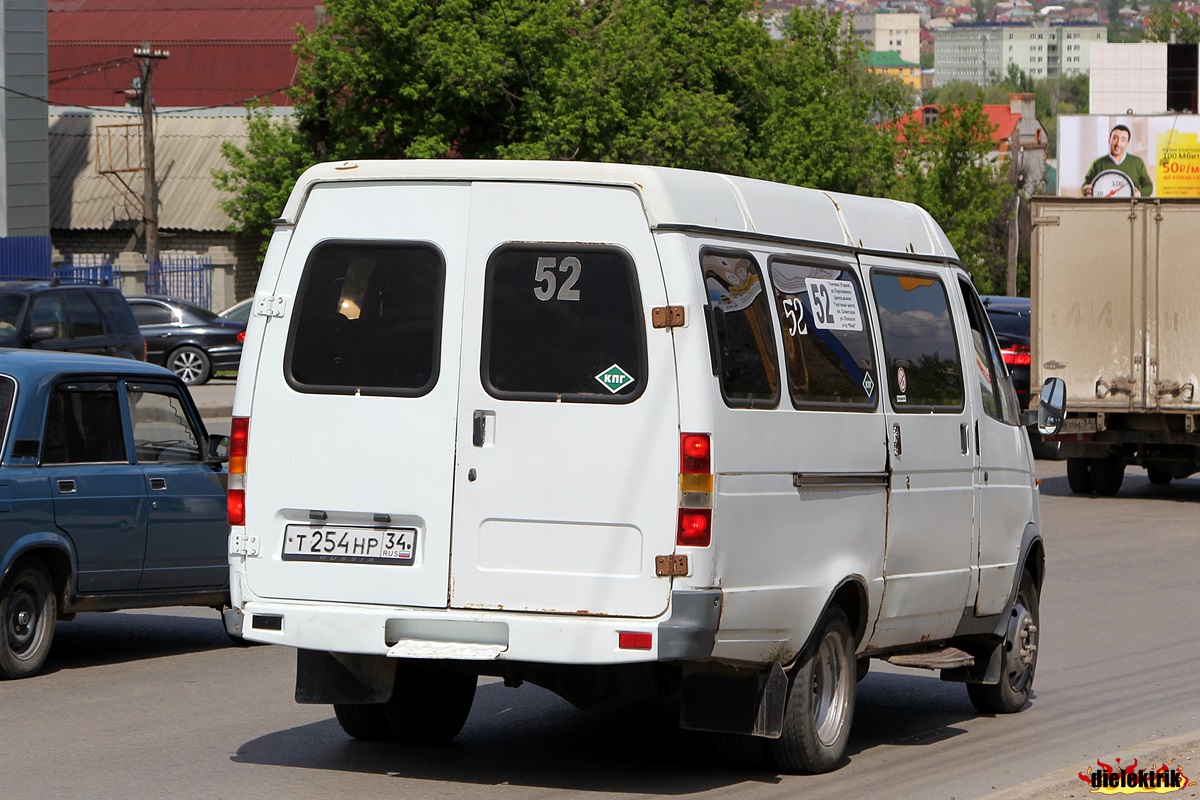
xmin=769 ymin=606 xmax=856 ymax=774
xmin=968 ymin=570 xmax=1039 ymax=714
xmin=334 ymin=702 xmax=396 ymax=741
xmin=382 ymin=660 xmax=478 ymax=744
xmin=0 ymin=560 xmax=57 ymax=680
xmin=168 ymin=345 xmax=212 ymax=385
xmin=1090 ymin=457 xmax=1125 ymax=496
xmin=1066 ymin=458 xmax=1093 ymax=494
xmin=1146 ymin=466 xmax=1172 ymax=486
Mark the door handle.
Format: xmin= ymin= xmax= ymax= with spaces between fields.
xmin=472 ymin=410 xmax=495 ymax=447
xmin=150 ymin=477 xmax=168 ymax=491
xmin=960 ymin=423 xmax=969 ymax=455
xmin=57 ymin=479 xmax=76 ymax=494
xmin=891 ymin=423 xmax=902 ymax=457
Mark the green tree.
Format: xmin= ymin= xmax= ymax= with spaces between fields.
xmin=211 ymin=103 xmax=311 ymax=264
xmin=891 ymin=101 xmax=1013 ymax=292
xmin=1143 ymin=4 xmax=1200 ymax=43
xmin=745 ymin=7 xmax=906 ymax=197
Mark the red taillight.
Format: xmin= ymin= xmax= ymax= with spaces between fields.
xmin=618 ymin=632 xmax=653 ymax=650
xmin=680 ymin=433 xmax=711 ymax=474
xmin=236 ymin=330 xmax=246 ymax=343
xmin=1001 ymin=343 xmax=1031 ymax=367
xmin=230 ymin=417 xmax=249 ymax=475
xmin=228 ymin=488 xmax=245 ymax=526
xmin=677 ymin=508 xmax=712 ymax=547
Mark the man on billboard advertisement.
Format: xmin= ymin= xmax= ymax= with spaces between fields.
xmin=1082 ymin=123 xmax=1153 ymax=197
xmin=1059 ymin=115 xmax=1200 ymax=198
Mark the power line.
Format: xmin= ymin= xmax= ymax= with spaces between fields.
xmin=1 ymin=82 xmax=296 ymax=116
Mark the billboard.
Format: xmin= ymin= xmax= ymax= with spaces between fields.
xmin=1057 ymin=114 xmax=1200 ymax=198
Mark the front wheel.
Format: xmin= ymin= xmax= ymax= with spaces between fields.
xmin=168 ymin=345 xmax=212 ymax=385
xmin=1066 ymin=458 xmax=1093 ymax=494
xmin=967 ymin=570 xmax=1039 ymax=714
xmin=0 ymin=560 xmax=57 ymax=680
xmin=1090 ymin=457 xmax=1125 ymax=496
xmin=769 ymin=606 xmax=856 ymax=774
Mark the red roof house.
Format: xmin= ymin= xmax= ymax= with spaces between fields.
xmin=48 ymin=0 xmax=321 ymax=108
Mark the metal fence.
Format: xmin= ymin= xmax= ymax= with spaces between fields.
xmin=147 ymin=254 xmax=214 ymax=309
xmin=0 ymin=235 xmax=53 ymax=279
xmin=54 ymin=257 xmax=121 ymax=286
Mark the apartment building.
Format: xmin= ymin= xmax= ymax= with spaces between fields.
xmin=933 ymin=24 xmax=1106 ymax=87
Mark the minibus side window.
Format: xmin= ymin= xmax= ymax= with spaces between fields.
xmin=870 ymin=270 xmax=964 ymax=412
xmin=700 ymin=250 xmax=780 ymax=408
xmin=286 ymin=242 xmax=445 ymax=396
xmin=958 ymin=279 xmax=1021 ymax=425
xmin=769 ymin=260 xmax=877 ymax=409
xmin=482 ymin=245 xmax=646 ymax=403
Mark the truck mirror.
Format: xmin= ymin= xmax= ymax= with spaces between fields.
xmin=1038 ymin=377 xmax=1066 ymax=436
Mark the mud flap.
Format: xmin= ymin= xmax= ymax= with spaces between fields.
xmin=679 ymin=661 xmax=788 ymax=738
xmin=295 ymin=649 xmax=397 ymax=704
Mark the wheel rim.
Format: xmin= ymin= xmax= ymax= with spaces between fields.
xmin=6 ymin=583 xmax=40 ymax=659
xmin=811 ymin=628 xmax=851 ymax=747
xmin=1004 ymin=592 xmax=1038 ymax=693
xmin=171 ymin=351 xmax=204 ymax=383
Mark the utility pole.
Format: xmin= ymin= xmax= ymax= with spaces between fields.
xmin=134 ymin=45 xmax=169 ymax=268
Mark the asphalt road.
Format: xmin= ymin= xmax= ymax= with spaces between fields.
xmin=2 ymin=458 xmax=1198 ymax=800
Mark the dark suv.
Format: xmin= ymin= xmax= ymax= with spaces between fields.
xmin=0 ymin=281 xmax=145 ymax=360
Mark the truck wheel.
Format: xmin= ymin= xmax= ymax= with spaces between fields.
xmin=0 ymin=560 xmax=57 ymax=680
xmin=768 ymin=606 xmax=856 ymax=774
xmin=383 ymin=660 xmax=478 ymax=744
xmin=1066 ymin=458 xmax=1093 ymax=494
xmin=968 ymin=570 xmax=1039 ymax=714
xmin=334 ymin=702 xmax=396 ymax=741
xmin=1090 ymin=457 xmax=1125 ymax=496
xmin=1146 ymin=466 xmax=1172 ymax=486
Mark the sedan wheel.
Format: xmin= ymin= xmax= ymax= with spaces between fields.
xmin=168 ymin=345 xmax=212 ymax=385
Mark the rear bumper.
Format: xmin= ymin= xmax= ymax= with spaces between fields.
xmin=237 ymin=588 xmax=721 ymax=665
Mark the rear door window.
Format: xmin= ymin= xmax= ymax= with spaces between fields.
xmin=870 ymin=270 xmax=964 ymax=412
xmin=64 ymin=292 xmax=105 ymax=338
xmin=701 ymin=250 xmax=779 ymax=407
xmin=0 ymin=376 xmax=14 ymax=452
xmin=41 ymin=381 xmax=128 ymax=464
xmin=287 ymin=241 xmax=445 ymax=396
xmin=769 ymin=259 xmax=877 ymax=409
xmin=482 ymin=245 xmax=646 ymax=403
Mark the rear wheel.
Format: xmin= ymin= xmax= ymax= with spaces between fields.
xmin=1090 ymin=457 xmax=1125 ymax=496
xmin=1146 ymin=466 xmax=1172 ymax=486
xmin=968 ymin=570 xmax=1039 ymax=714
xmin=334 ymin=702 xmax=395 ymax=741
xmin=1066 ymin=458 xmax=1093 ymax=494
xmin=769 ymin=606 xmax=856 ymax=774
xmin=0 ymin=560 xmax=57 ymax=680
xmin=383 ymin=660 xmax=478 ymax=744
xmin=168 ymin=345 xmax=212 ymax=385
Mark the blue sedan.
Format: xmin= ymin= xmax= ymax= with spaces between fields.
xmin=0 ymin=350 xmax=232 ymax=678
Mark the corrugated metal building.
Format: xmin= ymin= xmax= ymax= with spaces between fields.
xmin=49 ymin=107 xmax=291 ymax=299
xmin=47 ymin=0 xmax=318 ymax=296
xmin=48 ymin=0 xmax=319 ymax=108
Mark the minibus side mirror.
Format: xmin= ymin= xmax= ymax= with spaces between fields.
xmin=1036 ymin=377 xmax=1066 ymax=436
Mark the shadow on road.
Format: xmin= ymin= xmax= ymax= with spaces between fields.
xmin=40 ymin=610 xmax=233 ymax=675
xmin=1038 ymin=471 xmax=1200 ymax=502
xmin=231 ymin=669 xmax=987 ymax=792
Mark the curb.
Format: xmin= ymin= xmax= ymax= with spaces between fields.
xmin=978 ymin=728 xmax=1200 ymax=799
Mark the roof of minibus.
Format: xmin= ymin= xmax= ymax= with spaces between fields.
xmin=280 ymin=160 xmax=959 ymax=260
